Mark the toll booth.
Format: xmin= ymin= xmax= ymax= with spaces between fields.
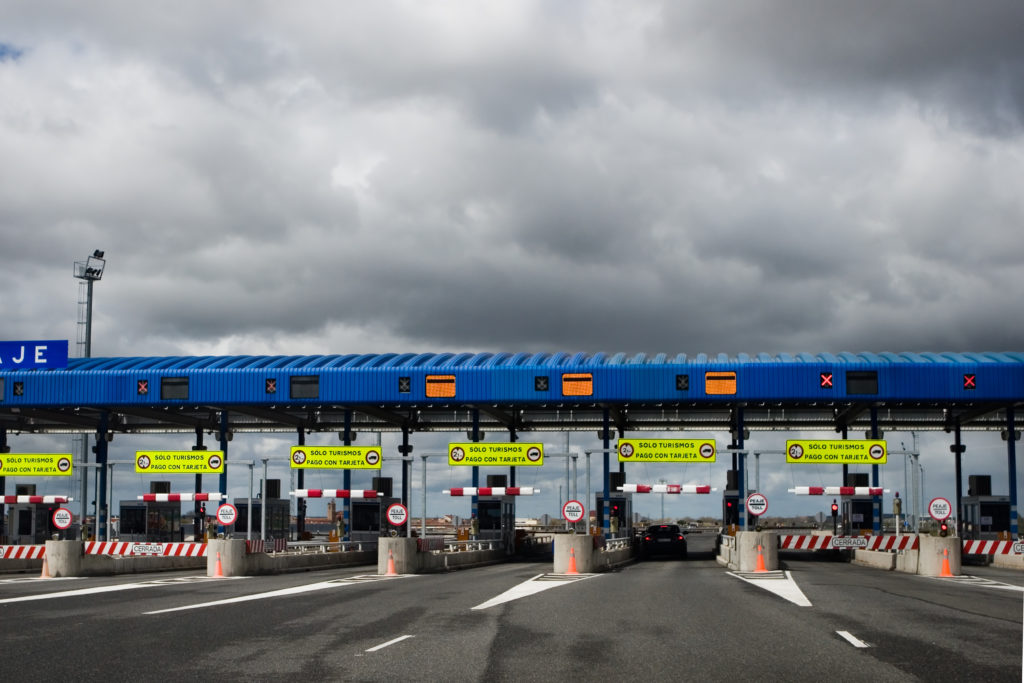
xmin=118 ymin=500 xmax=182 ymax=542
xmin=233 ymin=499 xmax=290 ymax=539
xmin=841 ymin=498 xmax=874 ymax=535
xmin=594 ymin=494 xmax=632 ymax=536
xmin=477 ymin=475 xmax=515 ymax=551
xmin=7 ymin=503 xmax=64 ymax=544
xmin=346 ymin=477 xmax=404 ymax=541
xmin=233 ymin=478 xmax=289 ymax=539
xmin=962 ymin=496 xmax=1010 ymax=539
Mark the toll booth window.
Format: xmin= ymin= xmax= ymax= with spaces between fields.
xmin=290 ymin=375 xmax=319 ymax=400
xmin=160 ymin=376 xmax=189 ymax=400
xmin=120 ymin=506 xmax=146 ymax=535
xmin=352 ymin=502 xmax=380 ymax=531
xmin=846 ymin=371 xmax=878 ymax=395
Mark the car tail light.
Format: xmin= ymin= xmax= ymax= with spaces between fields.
xmin=678 ymin=535 xmax=684 ymax=541
xmin=644 ymin=536 xmax=651 ymax=542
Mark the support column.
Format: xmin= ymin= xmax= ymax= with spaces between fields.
xmin=296 ymin=428 xmax=305 ymax=538
xmin=95 ymin=413 xmax=109 ymax=541
xmin=952 ymin=424 xmax=965 ymax=537
xmin=840 ymin=424 xmax=849 ymax=487
xmin=342 ymin=410 xmax=352 ymax=542
xmin=471 ymin=410 xmax=481 ymax=522
xmin=401 ymin=426 xmax=410 ymax=509
xmin=1008 ymin=407 xmax=1018 ymax=538
xmin=0 ymin=428 xmax=6 ymax=540
xmin=508 ymin=426 xmax=517 ymax=487
xmin=193 ymin=426 xmax=204 ymax=540
xmin=219 ymin=411 xmax=229 ymax=499
xmin=602 ymin=409 xmax=610 ymax=539
xmin=870 ymin=408 xmax=881 ymax=534
xmin=734 ymin=408 xmax=746 ymax=532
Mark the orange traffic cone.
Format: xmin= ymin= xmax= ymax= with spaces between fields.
xmin=565 ymin=546 xmax=579 ymax=575
xmin=39 ymin=554 xmax=50 ymax=579
xmin=755 ymin=544 xmax=767 ymax=573
xmin=213 ymin=551 xmax=224 ymax=578
xmin=940 ymin=547 xmax=953 ymax=577
xmin=385 ymin=548 xmax=398 ymax=576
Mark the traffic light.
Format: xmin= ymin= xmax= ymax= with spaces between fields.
xmin=939 ymin=522 xmax=949 ymax=537
xmin=831 ymin=499 xmax=839 ymax=534
xmin=831 ymin=500 xmax=839 ymax=516
xmin=724 ymin=498 xmax=739 ymax=526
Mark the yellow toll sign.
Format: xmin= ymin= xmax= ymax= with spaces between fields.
xmin=0 ymin=453 xmax=73 ymax=476
xmin=448 ymin=443 xmax=544 ymax=466
xmin=135 ymin=451 xmax=225 ymax=474
xmin=290 ymin=446 xmax=383 ymax=470
xmin=617 ymin=439 xmax=717 ymax=462
xmin=786 ymin=440 xmax=887 ymax=464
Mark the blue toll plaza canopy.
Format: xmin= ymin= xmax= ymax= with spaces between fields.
xmin=0 ymin=351 xmax=1021 ymax=435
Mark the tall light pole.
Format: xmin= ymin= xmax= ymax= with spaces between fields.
xmin=73 ymin=250 xmax=106 ymax=540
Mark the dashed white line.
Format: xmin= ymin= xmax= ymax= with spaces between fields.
xmin=366 ymin=635 xmax=414 ymax=652
xmin=837 ymin=630 xmax=869 ymax=648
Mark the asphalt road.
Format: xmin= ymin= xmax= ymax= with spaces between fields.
xmin=1 ymin=534 xmax=1021 ymax=682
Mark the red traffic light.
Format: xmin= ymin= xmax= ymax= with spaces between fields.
xmin=831 ymin=503 xmax=838 ymax=513
xmin=726 ymin=500 xmax=733 ymax=507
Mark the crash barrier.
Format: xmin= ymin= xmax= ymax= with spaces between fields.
xmin=208 ymin=538 xmax=376 ymax=576
xmin=32 ymin=540 xmax=206 ymax=576
xmin=550 ymin=534 xmax=634 ymax=573
xmin=774 ymin=533 xmax=963 ymax=576
xmin=962 ymin=539 xmax=1024 ymax=570
xmin=716 ymin=531 xmax=779 ymax=572
xmin=380 ymin=536 xmax=507 ymax=573
xmin=85 ymin=542 xmax=207 ymax=556
xmin=779 ymin=535 xmax=920 ymax=551
xmin=282 ymin=539 xmax=376 ymax=553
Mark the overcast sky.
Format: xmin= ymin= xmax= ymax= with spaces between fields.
xmin=2 ymin=2 xmax=1023 ymax=525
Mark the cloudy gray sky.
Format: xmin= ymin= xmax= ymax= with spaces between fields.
xmin=2 ymin=2 xmax=1022 ymax=523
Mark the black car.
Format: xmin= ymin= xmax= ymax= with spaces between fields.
xmin=640 ymin=523 xmax=688 ymax=560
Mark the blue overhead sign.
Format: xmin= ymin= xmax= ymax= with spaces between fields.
xmin=0 ymin=340 xmax=69 ymax=369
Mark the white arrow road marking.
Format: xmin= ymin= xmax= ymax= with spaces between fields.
xmin=144 ymin=574 xmax=413 ymax=614
xmin=837 ymin=631 xmax=870 ymax=648
xmin=366 ymin=635 xmax=415 ymax=652
xmin=472 ymin=573 xmax=598 ymax=610
xmin=727 ymin=570 xmax=812 ymax=607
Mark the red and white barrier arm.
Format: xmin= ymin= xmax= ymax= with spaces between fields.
xmin=0 ymin=495 xmax=73 ymax=504
xmin=618 ymin=484 xmax=715 ymax=494
xmin=788 ymin=486 xmax=888 ymax=496
xmin=290 ymin=489 xmax=379 ymax=499
xmin=962 ymin=540 xmax=1024 ymax=555
xmin=136 ymin=493 xmax=225 ymax=502
xmin=443 ymin=487 xmax=538 ymax=496
xmin=0 ymin=545 xmax=46 ymax=559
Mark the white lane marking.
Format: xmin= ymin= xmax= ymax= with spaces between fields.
xmin=144 ymin=574 xmax=413 ymax=614
xmin=0 ymin=575 xmax=243 ymax=604
xmin=924 ymin=575 xmax=1024 ymax=592
xmin=837 ymin=630 xmax=870 ymax=648
xmin=471 ymin=573 xmax=598 ymax=610
xmin=727 ymin=570 xmax=813 ymax=607
xmin=366 ymin=635 xmax=414 ymax=652
xmin=0 ymin=577 xmax=81 ymax=584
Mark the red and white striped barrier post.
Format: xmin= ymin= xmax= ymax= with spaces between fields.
xmin=788 ymin=486 xmax=889 ymax=496
xmin=443 ymin=487 xmax=538 ymax=496
xmin=136 ymin=493 xmax=225 ymax=502
xmin=617 ymin=484 xmax=715 ymax=494
xmin=0 ymin=495 xmax=73 ymax=504
xmin=290 ymin=489 xmax=380 ymax=499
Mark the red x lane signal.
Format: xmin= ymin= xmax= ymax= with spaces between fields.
xmin=137 ymin=379 xmax=148 ymax=395
xmin=265 ymin=378 xmax=277 ymax=394
xmin=820 ymin=372 xmax=833 ymax=388
xmin=963 ymin=374 xmax=976 ymax=390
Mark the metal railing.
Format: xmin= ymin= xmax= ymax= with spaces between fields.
xmin=285 ymin=540 xmax=377 ymax=554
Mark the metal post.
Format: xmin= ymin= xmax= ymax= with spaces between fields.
xmin=1008 ymin=407 xmax=1018 ymax=538
xmin=602 ymin=410 xmax=610 ymax=538
xmin=564 ymin=433 xmax=570 ymax=531
xmin=870 ymin=408 xmax=881 ymax=534
xmin=296 ymin=428 xmax=305 ymax=539
xmin=754 ymin=452 xmax=760 ymax=493
xmin=193 ymin=427 xmax=203 ymax=536
xmin=342 ymin=410 xmax=352 ymax=542
xmin=261 ymin=458 xmax=269 ymax=542
xmin=586 ymin=451 xmax=592 ymax=533
xmin=571 ymin=454 xmax=578 ymax=532
xmin=953 ymin=425 xmax=964 ymax=536
xmin=0 ymin=428 xmax=6 ymax=540
xmin=95 ymin=414 xmax=109 ymax=541
xmin=106 ymin=462 xmax=114 ymax=541
xmin=734 ymin=408 xmax=746 ymax=532
xmin=421 ymin=455 xmax=428 ymax=538
xmin=247 ymin=462 xmax=253 ymax=542
xmin=471 ymin=410 xmax=480 ymax=522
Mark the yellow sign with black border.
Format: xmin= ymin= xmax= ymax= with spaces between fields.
xmin=135 ymin=451 xmax=225 ymax=474
xmin=448 ymin=443 xmax=544 ymax=466
xmin=289 ymin=446 xmax=383 ymax=469
xmin=0 ymin=453 xmax=73 ymax=476
xmin=785 ymin=440 xmax=887 ymax=464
